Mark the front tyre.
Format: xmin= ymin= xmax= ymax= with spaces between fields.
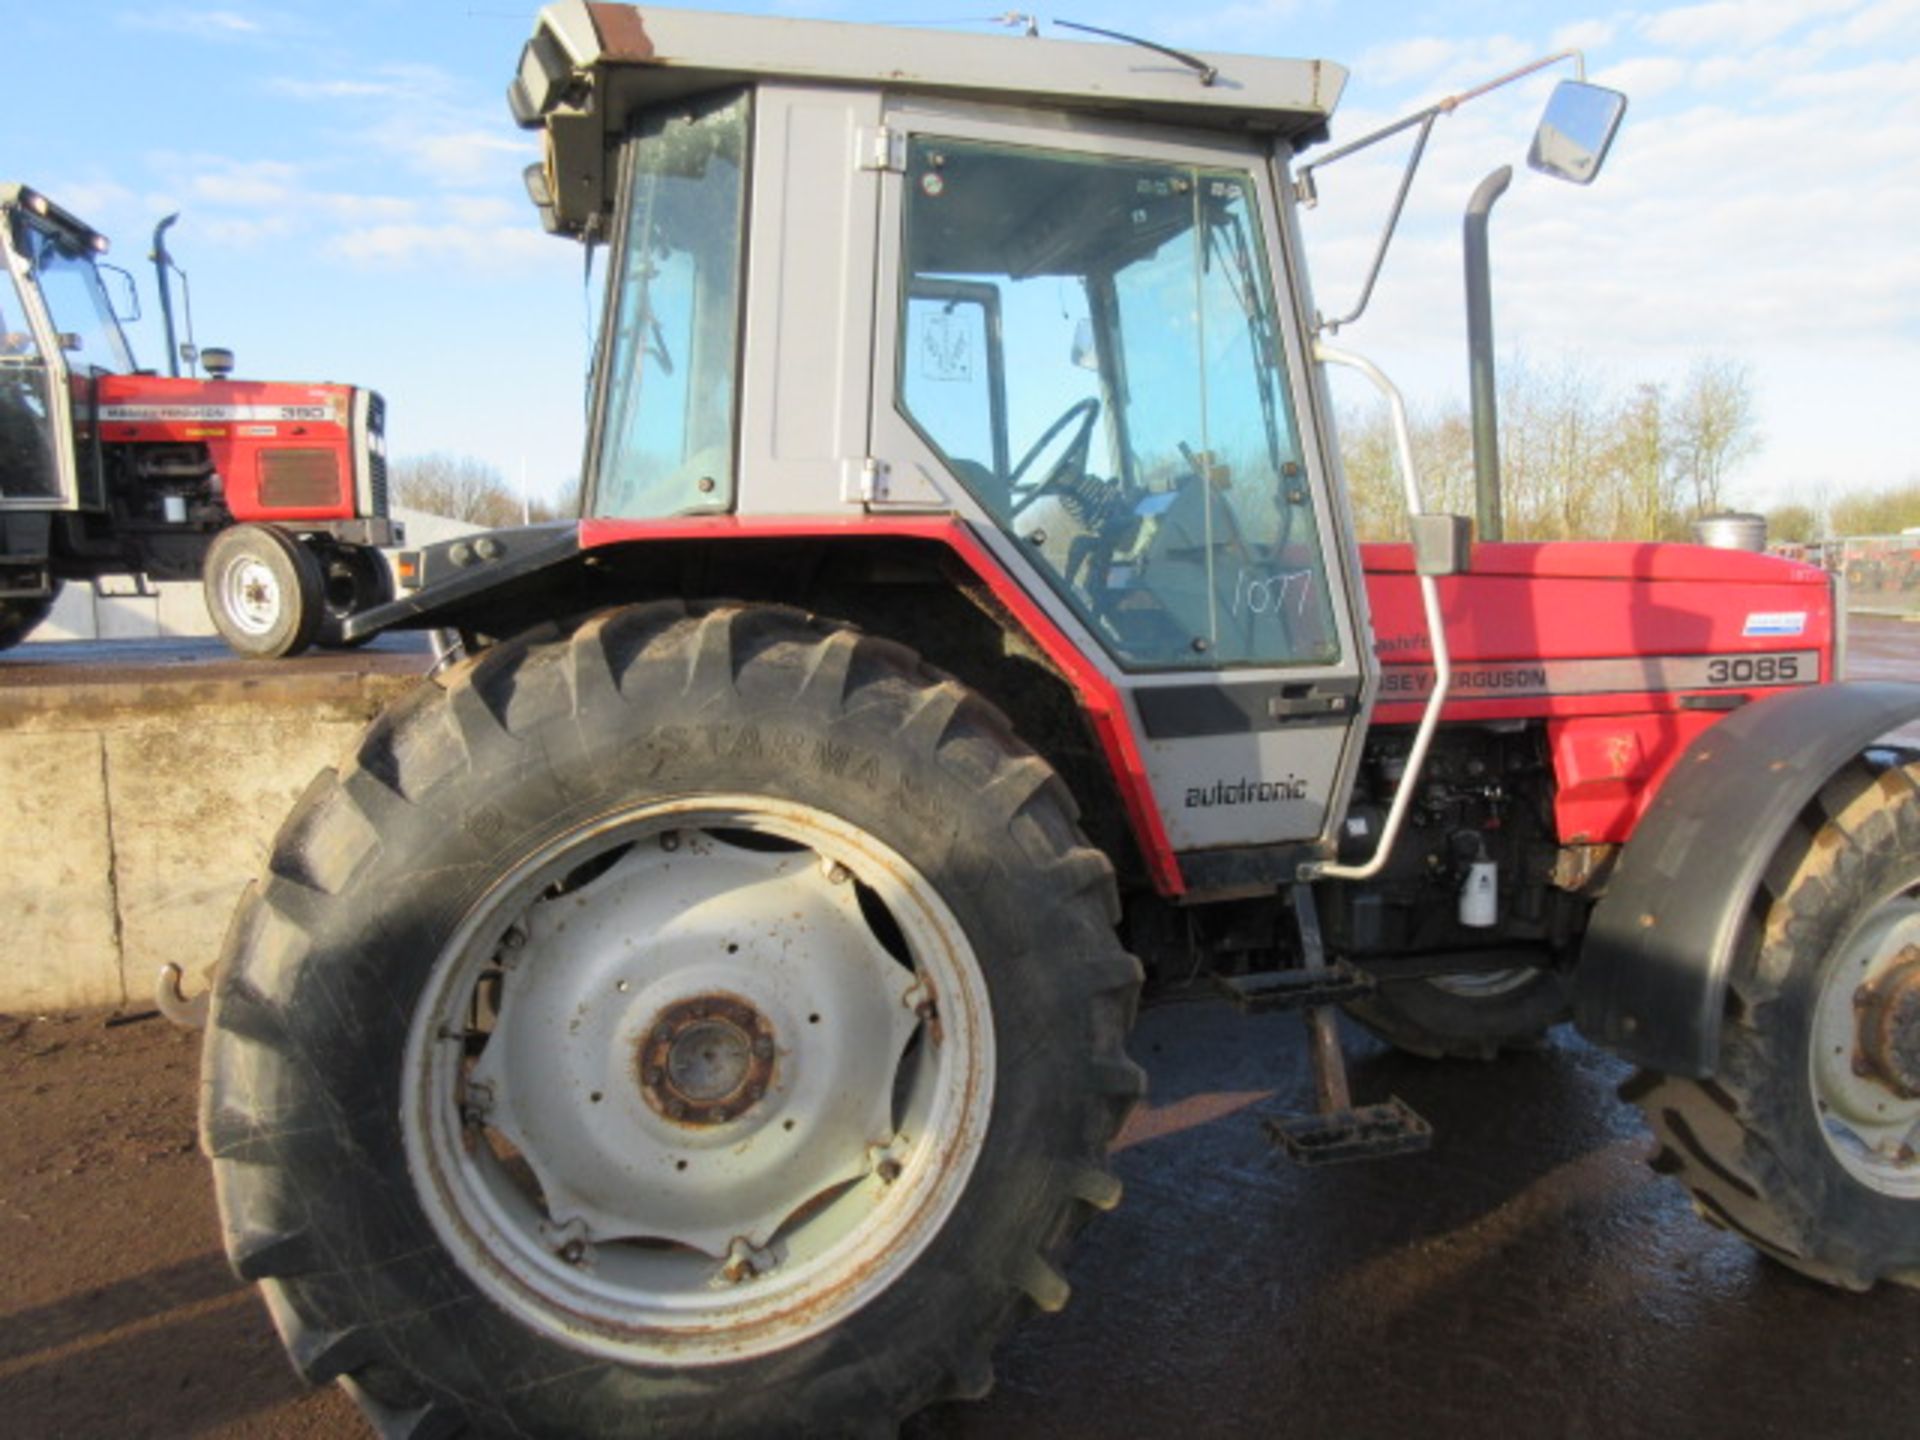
xmin=203 ymin=523 xmax=322 ymax=658
xmin=201 ymin=602 xmax=1143 ymax=1437
xmin=1342 ymin=966 xmax=1572 ymax=1060
xmin=1626 ymin=757 xmax=1920 ymax=1289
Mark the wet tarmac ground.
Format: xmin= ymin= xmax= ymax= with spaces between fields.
xmin=912 ymin=1003 xmax=1920 ymax=1440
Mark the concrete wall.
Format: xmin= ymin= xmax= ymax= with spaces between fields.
xmin=0 ymin=657 xmax=426 ymax=1011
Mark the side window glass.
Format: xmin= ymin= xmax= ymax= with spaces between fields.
xmin=895 ymin=135 xmax=1338 ymax=672
xmin=593 ymin=91 xmax=749 ymax=518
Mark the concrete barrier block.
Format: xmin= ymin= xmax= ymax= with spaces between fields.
xmin=0 ymin=732 xmax=124 ymax=1010
xmin=104 ymin=720 xmax=366 ymax=996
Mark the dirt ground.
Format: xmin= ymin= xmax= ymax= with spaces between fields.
xmin=0 ymin=1011 xmax=354 ymax=1438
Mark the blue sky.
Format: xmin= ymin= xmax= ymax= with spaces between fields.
xmin=7 ymin=1 xmax=1916 ymax=513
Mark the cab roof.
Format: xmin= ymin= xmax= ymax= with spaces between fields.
xmin=510 ymin=2 xmax=1346 ymax=239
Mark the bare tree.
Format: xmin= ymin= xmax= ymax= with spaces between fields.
xmin=1831 ymin=479 xmax=1920 ymax=537
xmin=1669 ymin=358 xmax=1760 ymax=518
xmin=391 ymin=453 xmax=526 ymax=529
xmin=1336 ymin=354 xmax=1765 ymax=544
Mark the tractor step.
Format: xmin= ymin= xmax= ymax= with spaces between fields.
xmin=1262 ymin=1097 xmax=1433 ymax=1166
xmin=1214 ymin=960 xmax=1374 ymax=1013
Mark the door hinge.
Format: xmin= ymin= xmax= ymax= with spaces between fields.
xmin=842 ymin=456 xmax=891 ymax=504
xmin=856 ymin=125 xmax=905 ymax=173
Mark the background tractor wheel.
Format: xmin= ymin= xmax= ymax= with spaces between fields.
xmin=1342 ymin=965 xmax=1573 ymax=1060
xmin=0 ymin=592 xmax=53 ymax=651
xmin=315 ymin=543 xmax=391 ymax=648
xmin=200 ymin=601 xmax=1144 ymax=1438
xmin=1625 ymin=756 xmax=1920 ymax=1289
xmin=202 ymin=524 xmax=322 ymax=658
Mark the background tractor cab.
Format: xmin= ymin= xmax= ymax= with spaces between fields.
xmin=0 ymin=184 xmax=397 ymax=656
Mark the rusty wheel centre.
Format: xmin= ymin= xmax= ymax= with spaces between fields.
xmin=640 ymin=994 xmax=778 ymax=1125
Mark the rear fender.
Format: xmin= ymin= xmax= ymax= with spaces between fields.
xmin=1575 ymin=680 xmax=1920 ymax=1075
xmin=340 ymin=515 xmax=1185 ymax=896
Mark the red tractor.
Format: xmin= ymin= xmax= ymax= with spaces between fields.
xmin=192 ymin=7 xmax=1920 ymax=1437
xmin=0 ymin=184 xmax=397 ymax=657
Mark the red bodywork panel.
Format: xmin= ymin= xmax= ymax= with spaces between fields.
xmin=1362 ymin=541 xmax=1836 ymax=845
xmin=578 ymin=521 xmax=1835 ymax=894
xmin=94 ymin=373 xmax=359 ymax=522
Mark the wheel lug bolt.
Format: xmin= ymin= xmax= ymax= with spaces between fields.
xmin=877 ymin=1158 xmax=903 ymax=1184
xmin=558 ymin=1239 xmax=587 ymax=1266
xmin=826 ymin=861 xmax=851 ymax=885
xmin=660 ymin=832 xmax=680 ymax=852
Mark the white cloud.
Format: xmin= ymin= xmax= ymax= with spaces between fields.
xmin=386 ymin=128 xmax=536 ymax=187
xmin=328 ymin=224 xmax=555 ymax=270
xmin=267 ymin=63 xmax=457 ymax=107
xmin=1640 ymin=0 xmax=1858 ymax=50
xmin=1551 ymin=20 xmax=1616 ymax=53
xmin=1593 ymin=56 xmax=1689 ymax=101
xmin=118 ymin=8 xmax=265 ymax=41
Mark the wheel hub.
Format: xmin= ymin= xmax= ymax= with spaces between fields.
xmin=1855 ymin=949 xmax=1920 ymax=1101
xmin=641 ymin=994 xmax=776 ymax=1125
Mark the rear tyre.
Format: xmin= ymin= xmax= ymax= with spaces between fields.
xmin=1342 ymin=966 xmax=1572 ymax=1060
xmin=1626 ymin=758 xmax=1920 ymax=1289
xmin=203 ymin=523 xmax=322 ymax=658
xmin=315 ymin=544 xmax=392 ymax=648
xmin=201 ymin=602 xmax=1144 ymax=1437
xmin=0 ymin=592 xmax=53 ymax=651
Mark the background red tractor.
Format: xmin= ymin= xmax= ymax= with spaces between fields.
xmin=0 ymin=184 xmax=397 ymax=656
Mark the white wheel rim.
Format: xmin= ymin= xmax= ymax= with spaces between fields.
xmin=403 ymin=797 xmax=996 ymax=1366
xmin=1808 ymin=895 xmax=1920 ymax=1198
xmin=219 ymin=554 xmax=282 ymax=636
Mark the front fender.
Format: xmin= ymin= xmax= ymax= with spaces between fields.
xmin=1575 ymin=680 xmax=1920 ymax=1076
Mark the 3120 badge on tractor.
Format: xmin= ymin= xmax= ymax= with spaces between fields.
xmin=0 ymin=185 xmax=398 ymax=657
xmin=194 ymin=7 xmax=1920 ymax=1436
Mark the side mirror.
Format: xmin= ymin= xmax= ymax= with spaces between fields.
xmin=1528 ymin=80 xmax=1627 ymax=185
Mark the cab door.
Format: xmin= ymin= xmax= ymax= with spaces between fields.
xmin=868 ymin=104 xmax=1379 ymax=888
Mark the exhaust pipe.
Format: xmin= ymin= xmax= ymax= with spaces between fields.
xmin=1464 ymin=166 xmax=1512 ymax=542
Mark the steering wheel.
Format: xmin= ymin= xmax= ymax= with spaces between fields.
xmin=1008 ymin=396 xmax=1101 ymax=520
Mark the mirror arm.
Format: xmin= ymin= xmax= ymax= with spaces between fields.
xmin=1313 ymin=113 xmax=1436 ymax=335
xmin=1301 ymin=48 xmax=1587 ymax=335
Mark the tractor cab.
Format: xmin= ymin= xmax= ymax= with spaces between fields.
xmin=511 ymin=3 xmax=1375 ymax=883
xmin=0 ymin=185 xmax=126 ymax=511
